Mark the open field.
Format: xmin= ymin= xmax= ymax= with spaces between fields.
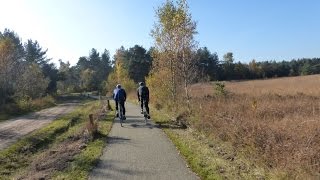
xmin=187 ymin=75 xmax=320 ymax=178
xmin=191 ymin=74 xmax=320 ymax=97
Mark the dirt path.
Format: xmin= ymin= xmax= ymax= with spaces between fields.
xmin=0 ymin=102 xmax=79 ymax=150
xmin=89 ymin=102 xmax=199 ymax=180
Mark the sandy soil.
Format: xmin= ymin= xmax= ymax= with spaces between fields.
xmin=0 ymin=102 xmax=79 ymax=150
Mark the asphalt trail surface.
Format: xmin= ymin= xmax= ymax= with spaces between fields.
xmin=90 ymin=102 xmax=198 ymax=180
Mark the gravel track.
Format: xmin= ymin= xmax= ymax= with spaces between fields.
xmin=0 ymin=102 xmax=79 ymax=150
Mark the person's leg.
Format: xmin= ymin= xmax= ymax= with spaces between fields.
xmin=140 ymin=100 xmax=144 ymax=113
xmin=115 ymin=100 xmax=119 ymax=117
xmin=144 ymin=100 xmax=150 ymax=119
xmin=115 ymin=100 xmax=118 ymax=111
xmin=121 ymin=101 xmax=126 ymax=116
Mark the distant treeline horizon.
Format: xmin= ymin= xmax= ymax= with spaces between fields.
xmin=1 ymin=27 xmax=319 ymax=106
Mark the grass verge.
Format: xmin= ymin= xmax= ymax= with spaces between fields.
xmin=53 ymin=111 xmax=114 ymax=179
xmin=0 ymin=100 xmax=114 ymax=179
xmin=0 ymin=113 xmax=76 ymax=178
xmin=152 ymin=109 xmax=278 ymax=180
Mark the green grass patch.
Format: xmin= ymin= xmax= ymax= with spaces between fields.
xmin=0 ymin=100 xmax=114 ymax=179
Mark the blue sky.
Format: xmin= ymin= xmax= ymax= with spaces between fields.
xmin=0 ymin=0 xmax=319 ymax=66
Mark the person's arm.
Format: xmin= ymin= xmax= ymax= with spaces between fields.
xmin=124 ymin=90 xmax=127 ymax=101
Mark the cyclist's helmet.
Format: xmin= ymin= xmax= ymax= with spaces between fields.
xmin=139 ymin=82 xmax=144 ymax=86
xmin=116 ymin=84 xmax=121 ymax=88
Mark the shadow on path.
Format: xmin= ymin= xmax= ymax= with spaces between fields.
xmin=107 ymin=136 xmax=131 ymax=144
xmin=91 ymin=160 xmax=147 ymax=180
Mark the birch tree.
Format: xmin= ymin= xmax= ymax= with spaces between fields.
xmin=150 ymin=0 xmax=198 ymax=112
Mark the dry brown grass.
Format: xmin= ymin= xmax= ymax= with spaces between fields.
xmin=18 ymin=138 xmax=84 ymax=179
xmin=226 ymin=75 xmax=320 ymax=96
xmin=15 ymin=103 xmax=111 ymax=179
xmin=191 ymin=74 xmax=320 ymax=97
xmin=189 ymin=75 xmax=320 ymax=178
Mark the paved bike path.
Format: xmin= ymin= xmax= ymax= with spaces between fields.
xmin=90 ymin=102 xmax=199 ymax=180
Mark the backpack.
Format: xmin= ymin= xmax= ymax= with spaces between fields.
xmin=115 ymin=88 xmax=126 ymax=101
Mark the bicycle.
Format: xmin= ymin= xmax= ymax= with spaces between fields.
xmin=118 ymin=101 xmax=125 ymax=127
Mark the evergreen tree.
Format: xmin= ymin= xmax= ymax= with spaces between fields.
xmin=24 ymin=39 xmax=49 ymax=66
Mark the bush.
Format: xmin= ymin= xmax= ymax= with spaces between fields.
xmin=31 ymin=95 xmax=55 ymax=110
xmin=16 ymin=95 xmax=32 ymax=112
xmin=214 ymin=82 xmax=227 ymax=96
xmin=1 ymin=103 xmax=19 ymax=114
xmin=146 ymin=71 xmax=171 ymax=111
xmin=0 ymin=95 xmax=56 ymax=119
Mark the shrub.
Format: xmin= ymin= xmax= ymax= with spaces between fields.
xmin=16 ymin=95 xmax=32 ymax=112
xmin=214 ymin=82 xmax=227 ymax=96
xmin=31 ymin=95 xmax=55 ymax=110
xmin=146 ymin=71 xmax=171 ymax=111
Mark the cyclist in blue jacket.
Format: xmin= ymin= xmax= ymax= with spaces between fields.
xmin=113 ymin=84 xmax=127 ymax=119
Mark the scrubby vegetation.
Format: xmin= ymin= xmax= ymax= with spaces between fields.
xmin=0 ymin=95 xmax=55 ymax=121
xmin=156 ymin=75 xmax=320 ymax=179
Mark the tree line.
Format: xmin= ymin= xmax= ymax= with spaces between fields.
xmin=0 ymin=29 xmax=55 ymax=106
xmin=1 ymin=11 xmax=319 ymax=108
xmin=195 ymin=49 xmax=320 ymax=81
xmin=108 ymin=45 xmax=320 ymax=84
xmin=0 ymin=28 xmax=115 ymax=106
xmin=0 ymin=28 xmax=154 ymax=107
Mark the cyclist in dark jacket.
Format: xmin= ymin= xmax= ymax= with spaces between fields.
xmin=137 ymin=82 xmax=150 ymax=119
xmin=113 ymin=84 xmax=127 ymax=119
